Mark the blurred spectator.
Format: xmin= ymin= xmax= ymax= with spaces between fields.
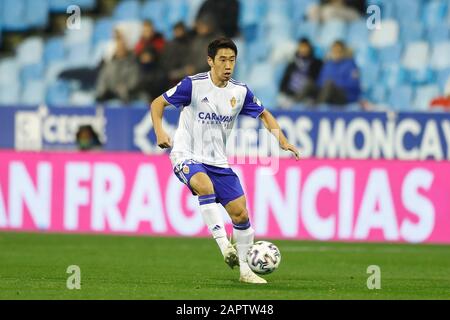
xmin=134 ymin=47 xmax=168 ymax=102
xmin=308 ymin=0 xmax=362 ymax=23
xmin=278 ymin=38 xmax=323 ymax=108
xmin=196 ymin=0 xmax=239 ymax=38
xmin=96 ymin=35 xmax=140 ymax=103
xmin=430 ymin=78 xmax=450 ymax=110
xmin=161 ymin=22 xmax=193 ymax=86
xmin=316 ymin=40 xmax=361 ymax=105
xmin=185 ymin=14 xmax=222 ymax=75
xmin=135 ymin=20 xmax=166 ymax=57
xmin=75 ymin=125 xmax=102 ymax=151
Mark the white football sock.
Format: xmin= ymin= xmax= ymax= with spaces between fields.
xmin=199 ymin=197 xmax=230 ymax=255
xmin=233 ymin=223 xmax=255 ymax=274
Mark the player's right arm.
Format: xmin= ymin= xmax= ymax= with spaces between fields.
xmin=150 ymin=77 xmax=193 ymax=149
xmin=150 ymin=95 xmax=172 ymax=149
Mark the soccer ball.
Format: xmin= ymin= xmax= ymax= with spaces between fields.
xmin=246 ymin=241 xmax=281 ymax=275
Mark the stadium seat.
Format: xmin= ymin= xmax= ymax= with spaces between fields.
xmin=239 ymin=0 xmax=268 ymax=27
xmin=381 ymin=65 xmax=408 ymax=89
xmin=429 ymin=42 xmax=450 ymax=70
xmin=387 ymin=85 xmax=413 ymax=111
xmin=0 ymin=81 xmax=21 ymax=105
xmin=65 ymin=42 xmax=92 ymax=67
xmin=44 ymin=61 xmax=67 ymax=85
xmin=413 ymin=85 xmax=440 ymax=111
xmin=46 ymin=80 xmax=71 ymax=106
xmin=437 ymin=68 xmax=450 ymax=92
xmin=402 ymin=41 xmax=429 ymax=71
xmin=25 ymin=0 xmax=49 ymax=28
xmin=70 ymin=90 xmax=96 ymax=106
xmin=21 ymin=80 xmax=46 ymax=106
xmin=378 ymin=44 xmax=403 ymax=67
xmin=44 ymin=37 xmax=66 ymax=64
xmin=400 ymin=22 xmax=424 ymax=44
xmin=141 ymin=0 xmax=168 ymax=33
xmin=93 ymin=18 xmax=115 ymax=46
xmin=394 ymin=0 xmax=421 ymax=25
xmin=1 ymin=0 xmax=28 ymax=31
xmin=347 ymin=19 xmax=369 ymax=50
xmin=186 ymin=0 xmax=206 ymax=27
xmin=370 ymin=19 xmax=399 ymax=48
xmin=248 ymin=62 xmax=275 ymax=89
xmin=64 ymin=16 xmax=94 ymax=46
xmin=427 ymin=22 xmax=450 ymax=43
xmin=290 ymin=0 xmax=317 ymax=23
xmin=360 ymin=63 xmax=380 ymax=91
xmin=369 ymin=84 xmax=388 ymax=104
xmin=0 ymin=58 xmax=20 ymax=85
xmin=317 ymin=19 xmax=347 ymax=49
xmin=20 ymin=62 xmax=45 ymax=85
xmin=16 ymin=37 xmax=44 ymax=66
xmin=113 ymin=0 xmax=140 ymax=21
xmin=422 ymin=0 xmax=448 ymax=27
xmin=269 ymin=40 xmax=297 ymax=64
xmin=295 ymin=21 xmax=319 ymax=42
xmin=166 ymin=0 xmax=189 ymax=27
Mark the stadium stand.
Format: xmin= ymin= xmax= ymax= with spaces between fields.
xmin=0 ymin=0 xmax=449 ymax=111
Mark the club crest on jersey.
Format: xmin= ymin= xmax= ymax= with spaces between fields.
xmin=230 ymin=97 xmax=236 ymax=108
xmin=182 ymin=165 xmax=190 ymax=174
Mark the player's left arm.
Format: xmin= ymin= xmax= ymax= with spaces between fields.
xmin=259 ymin=109 xmax=300 ymax=160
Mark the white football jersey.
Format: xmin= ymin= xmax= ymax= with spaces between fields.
xmin=162 ymin=72 xmax=265 ymax=168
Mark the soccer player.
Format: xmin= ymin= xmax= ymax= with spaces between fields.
xmin=150 ymin=37 xmax=299 ymax=284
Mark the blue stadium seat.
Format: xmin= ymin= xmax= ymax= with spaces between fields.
xmin=21 ymin=80 xmax=46 ymax=105
xmin=64 ymin=17 xmax=93 ymax=46
xmin=317 ymin=19 xmax=346 ymax=49
xmin=93 ymin=18 xmax=115 ymax=46
xmin=166 ymin=0 xmax=189 ymax=26
xmin=0 ymin=81 xmax=20 ymax=105
xmin=378 ymin=44 xmax=403 ymax=66
xmin=437 ymin=68 xmax=450 ymax=92
xmin=413 ymin=85 xmax=440 ymax=111
xmin=0 ymin=58 xmax=20 ymax=85
xmin=430 ymin=42 xmax=450 ymax=70
xmin=394 ymin=0 xmax=421 ymax=25
xmin=370 ymin=19 xmax=399 ymax=48
xmin=44 ymin=37 xmax=66 ymax=64
xmin=347 ymin=19 xmax=369 ymax=50
xmin=25 ymin=0 xmax=49 ymax=28
xmin=239 ymin=0 xmax=268 ymax=27
xmin=1 ymin=0 xmax=28 ymax=31
xmin=70 ymin=90 xmax=95 ymax=106
xmin=402 ymin=41 xmax=429 ymax=71
xmin=360 ymin=63 xmax=380 ymax=91
xmin=141 ymin=0 xmax=168 ymax=34
xmin=20 ymin=62 xmax=45 ymax=85
xmin=46 ymin=80 xmax=71 ymax=106
xmin=289 ymin=0 xmax=317 ymax=22
xmin=49 ymin=0 xmax=96 ymax=12
xmin=422 ymin=0 xmax=448 ymax=27
xmin=369 ymin=84 xmax=388 ymax=104
xmin=295 ymin=21 xmax=319 ymax=42
xmin=381 ymin=65 xmax=407 ymax=89
xmin=407 ymin=68 xmax=435 ymax=85
xmin=400 ymin=21 xmax=424 ymax=43
xmin=113 ymin=0 xmax=140 ymax=21
xmin=66 ymin=42 xmax=92 ymax=67
xmin=427 ymin=22 xmax=450 ymax=43
xmin=387 ymin=85 xmax=413 ymax=111
xmin=16 ymin=37 xmax=44 ymax=66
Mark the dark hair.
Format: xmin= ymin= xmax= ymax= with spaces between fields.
xmin=207 ymin=37 xmax=238 ymax=59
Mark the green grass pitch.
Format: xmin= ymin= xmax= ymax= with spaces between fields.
xmin=1 ymin=232 xmax=449 ymax=300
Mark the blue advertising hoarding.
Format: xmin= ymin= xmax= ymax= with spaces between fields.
xmin=1 ymin=105 xmax=449 ymax=160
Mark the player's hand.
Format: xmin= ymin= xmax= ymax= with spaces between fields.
xmin=156 ymin=131 xmax=172 ymax=149
xmin=281 ymin=142 xmax=300 ymax=160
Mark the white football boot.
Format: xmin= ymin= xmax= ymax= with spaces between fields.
xmin=239 ymin=269 xmax=268 ymax=284
xmin=223 ymin=242 xmax=239 ymax=269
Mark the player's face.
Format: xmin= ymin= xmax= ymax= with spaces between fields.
xmin=209 ymin=48 xmax=236 ymax=82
